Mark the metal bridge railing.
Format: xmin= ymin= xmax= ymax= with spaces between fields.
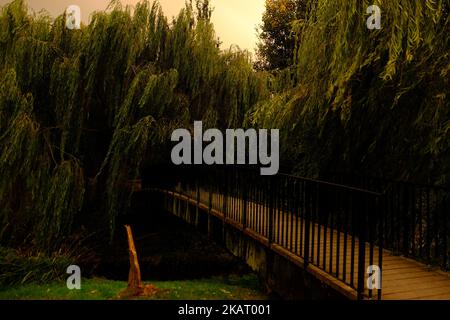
xmin=146 ymin=165 xmax=389 ymax=299
xmin=327 ymin=172 xmax=450 ymax=272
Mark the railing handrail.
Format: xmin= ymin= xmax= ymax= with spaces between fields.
xmin=276 ymin=172 xmax=384 ymax=197
xmin=177 ymin=165 xmax=384 ymax=197
xmin=324 ymin=170 xmax=450 ymax=193
xmin=148 ymin=165 xmax=388 ymax=300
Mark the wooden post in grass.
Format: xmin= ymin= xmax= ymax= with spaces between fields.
xmin=125 ymin=225 xmax=144 ymax=295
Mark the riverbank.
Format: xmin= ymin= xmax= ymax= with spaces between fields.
xmin=1 ymin=205 xmax=275 ymax=300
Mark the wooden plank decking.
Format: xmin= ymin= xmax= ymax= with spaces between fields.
xmin=159 ymin=188 xmax=450 ymax=300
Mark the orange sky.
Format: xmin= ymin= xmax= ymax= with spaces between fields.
xmin=0 ymin=0 xmax=265 ymax=54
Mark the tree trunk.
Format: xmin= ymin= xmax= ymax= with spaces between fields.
xmin=125 ymin=225 xmax=144 ymax=295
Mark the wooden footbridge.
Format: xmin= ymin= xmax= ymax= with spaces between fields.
xmin=145 ymin=166 xmax=450 ymax=300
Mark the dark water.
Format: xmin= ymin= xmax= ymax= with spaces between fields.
xmin=95 ymin=197 xmax=253 ymax=282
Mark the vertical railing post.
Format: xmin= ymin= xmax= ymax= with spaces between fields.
xmin=304 ymin=181 xmax=311 ymax=268
xmin=442 ymin=193 xmax=448 ymax=271
xmin=378 ymin=194 xmax=384 ymax=300
xmin=357 ymin=193 xmax=367 ymax=300
xmin=268 ymin=176 xmax=274 ymax=244
xmin=368 ymin=196 xmax=374 ymax=300
xmin=209 ymin=181 xmax=212 ymax=214
xmin=223 ymin=167 xmax=227 ymax=219
xmin=221 ymin=167 xmax=227 ymax=244
xmin=402 ymin=184 xmax=409 ymax=256
xmin=242 ymin=170 xmax=248 ymax=229
xmin=197 ymin=177 xmax=200 ymax=206
xmin=434 ymin=190 xmax=440 ymax=263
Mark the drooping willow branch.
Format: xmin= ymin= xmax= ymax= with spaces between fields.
xmin=0 ymin=0 xmax=268 ymax=250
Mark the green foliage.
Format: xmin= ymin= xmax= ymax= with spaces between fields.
xmin=1 ymin=0 xmax=447 ymax=255
xmin=255 ymin=0 xmax=310 ymax=71
xmin=0 ymin=0 xmax=267 ymax=250
xmin=249 ymin=0 xmax=449 ymax=183
xmin=0 ymin=246 xmax=77 ymax=287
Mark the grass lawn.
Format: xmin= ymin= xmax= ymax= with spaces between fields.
xmin=0 ymin=274 xmax=270 ymax=300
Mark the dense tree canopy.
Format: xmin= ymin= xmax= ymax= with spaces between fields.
xmin=249 ymin=0 xmax=449 ymax=184
xmin=255 ymin=0 xmax=309 ymax=71
xmin=0 ymin=0 xmax=268 ymax=251
xmin=0 ymin=0 xmax=448 ymax=259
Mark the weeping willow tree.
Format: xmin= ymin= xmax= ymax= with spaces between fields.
xmin=0 ymin=0 xmax=268 ymax=251
xmin=3 ymin=0 xmax=447 ymax=255
xmin=249 ymin=0 xmax=449 ymax=184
